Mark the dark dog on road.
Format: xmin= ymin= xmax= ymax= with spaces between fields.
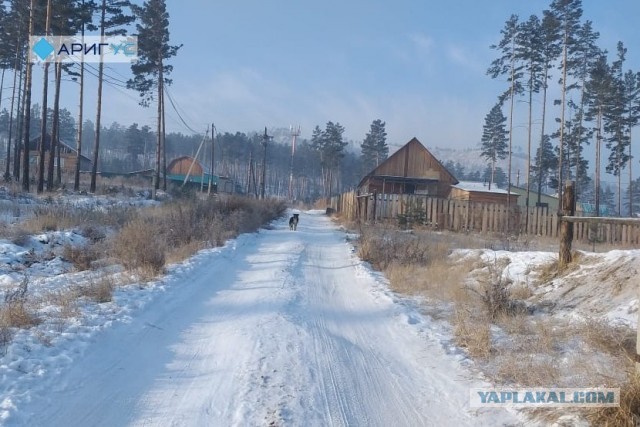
xmin=289 ymin=213 xmax=299 ymax=231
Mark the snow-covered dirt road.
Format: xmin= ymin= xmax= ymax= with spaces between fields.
xmin=14 ymin=211 xmax=522 ymax=426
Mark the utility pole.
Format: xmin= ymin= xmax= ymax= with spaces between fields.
xmin=261 ymin=127 xmax=271 ymax=199
xmin=208 ymin=122 xmax=215 ymax=195
xmin=288 ymin=125 xmax=300 ymax=201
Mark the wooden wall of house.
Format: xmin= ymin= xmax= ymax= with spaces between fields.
xmin=372 ymin=139 xmax=443 ymax=180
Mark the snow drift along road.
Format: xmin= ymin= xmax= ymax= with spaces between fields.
xmin=16 ymin=211 xmax=520 ymax=426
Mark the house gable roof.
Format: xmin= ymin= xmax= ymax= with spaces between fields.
xmin=358 ymin=137 xmax=458 ymax=188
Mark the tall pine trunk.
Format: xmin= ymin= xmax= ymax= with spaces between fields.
xmin=574 ymin=79 xmax=587 ymax=200
xmin=91 ymin=0 xmax=107 ymax=193
xmin=7 ymin=21 xmax=24 ymax=180
xmin=0 ymin=69 xmax=4 ymax=163
xmin=153 ymin=62 xmax=163 ymax=198
xmin=629 ymin=130 xmax=633 ymax=217
xmin=525 ymin=63 xmax=534 ymax=230
xmin=53 ymin=62 xmax=63 ymax=186
xmin=595 ymin=107 xmax=603 ymax=217
xmin=161 ymin=83 xmax=166 ymax=191
xmin=537 ymin=67 xmax=550 ymax=205
xmin=37 ymin=56 xmax=49 ymax=193
xmin=6 ymin=62 xmax=19 ymax=179
xmin=75 ymin=55 xmax=85 ymax=190
xmin=38 ymin=0 xmax=52 ymax=193
xmin=14 ymin=49 xmax=25 ymax=180
xmin=506 ymin=42 xmax=516 ymax=233
xmin=558 ymin=37 xmax=568 ymax=206
xmin=22 ymin=0 xmax=36 ymax=192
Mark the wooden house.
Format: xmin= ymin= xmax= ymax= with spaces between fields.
xmin=450 ymin=181 xmax=519 ymax=205
xmin=358 ymin=137 xmax=458 ymax=198
xmin=30 ymin=134 xmax=92 ymax=175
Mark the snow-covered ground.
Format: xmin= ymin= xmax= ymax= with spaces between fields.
xmin=455 ymin=247 xmax=639 ymax=328
xmin=0 ymin=210 xmax=526 ymax=426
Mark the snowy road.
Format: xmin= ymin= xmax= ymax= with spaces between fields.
xmin=16 ymin=211 xmax=521 ymax=426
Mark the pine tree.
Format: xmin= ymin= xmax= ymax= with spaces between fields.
xmin=488 ymin=14 xmax=523 ymax=223
xmin=73 ymin=0 xmax=98 ymax=191
xmin=91 ymin=0 xmax=134 ymax=193
xmin=480 ymin=102 xmax=508 ymax=189
xmin=625 ymin=71 xmax=640 ymax=216
xmin=585 ymin=51 xmax=613 ymax=217
xmin=515 ymin=15 xmax=545 ymax=220
xmin=21 ymin=0 xmax=36 ymax=191
xmin=37 ymin=0 xmax=52 ymax=193
xmin=127 ymin=0 xmax=180 ymax=198
xmin=360 ymin=119 xmax=388 ymax=172
xmin=567 ymin=20 xmax=599 ymax=199
xmin=604 ymin=42 xmax=630 ymax=216
xmin=0 ymin=1 xmax=14 ymax=179
xmin=312 ymin=122 xmax=347 ymax=198
xmin=625 ymin=176 xmax=640 ymax=216
xmin=4 ymin=0 xmax=31 ymax=180
xmin=536 ymin=10 xmax=562 ymax=205
xmin=531 ymin=134 xmax=558 ymax=197
xmin=600 ymin=184 xmax=616 ymax=216
xmin=549 ymin=0 xmax=583 ymax=203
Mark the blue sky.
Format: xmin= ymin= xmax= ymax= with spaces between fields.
xmin=27 ymin=0 xmax=640 ymax=153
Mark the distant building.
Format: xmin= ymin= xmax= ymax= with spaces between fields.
xmin=450 ymin=181 xmax=519 ymax=205
xmin=357 ymin=137 xmax=458 ymax=198
xmin=509 ymin=186 xmax=559 ymax=212
xmin=30 ymin=133 xmax=92 ymax=175
xmin=166 ymin=155 xmax=235 ymax=193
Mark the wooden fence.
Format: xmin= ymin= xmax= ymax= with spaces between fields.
xmin=328 ymin=191 xmax=640 ymax=246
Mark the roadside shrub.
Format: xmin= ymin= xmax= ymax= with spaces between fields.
xmin=112 ymin=219 xmax=166 ymax=275
xmin=63 ymin=244 xmax=101 ymax=271
xmin=358 ymin=226 xmax=449 ymax=270
xmin=77 ymin=276 xmax=115 ymax=303
xmin=1 ymin=277 xmax=39 ymax=328
xmin=453 ymin=306 xmax=492 ymax=358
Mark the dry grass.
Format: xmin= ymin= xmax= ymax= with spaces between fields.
xmin=110 ymin=196 xmax=286 ymax=280
xmin=46 ymin=290 xmax=80 ymax=319
xmin=0 ymin=277 xmax=40 ymax=329
xmin=357 ymin=226 xmax=450 ymax=270
xmin=573 ymin=318 xmax=636 ymax=360
xmin=453 ymin=306 xmax=492 ymax=359
xmin=18 ymin=203 xmax=136 ymax=236
xmin=63 ymin=244 xmax=102 ymax=271
xmin=588 ymin=373 xmax=640 ymax=427
xmin=77 ymin=276 xmax=116 ymax=303
xmin=493 ymin=353 xmax=560 ymax=386
xmin=112 ymin=219 xmax=167 ymax=276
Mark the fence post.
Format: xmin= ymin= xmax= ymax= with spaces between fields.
xmin=372 ymin=190 xmax=378 ymax=223
xmin=559 ymin=181 xmax=576 ymax=268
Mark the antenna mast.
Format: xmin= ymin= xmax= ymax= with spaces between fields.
xmin=288 ymin=125 xmax=300 ymax=201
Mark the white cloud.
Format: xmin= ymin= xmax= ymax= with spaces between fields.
xmin=409 ymin=33 xmax=435 ymax=53
xmin=445 ymin=44 xmax=484 ymax=74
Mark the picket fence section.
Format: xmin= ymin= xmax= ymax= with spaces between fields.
xmin=328 ymin=191 xmax=640 ymax=246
